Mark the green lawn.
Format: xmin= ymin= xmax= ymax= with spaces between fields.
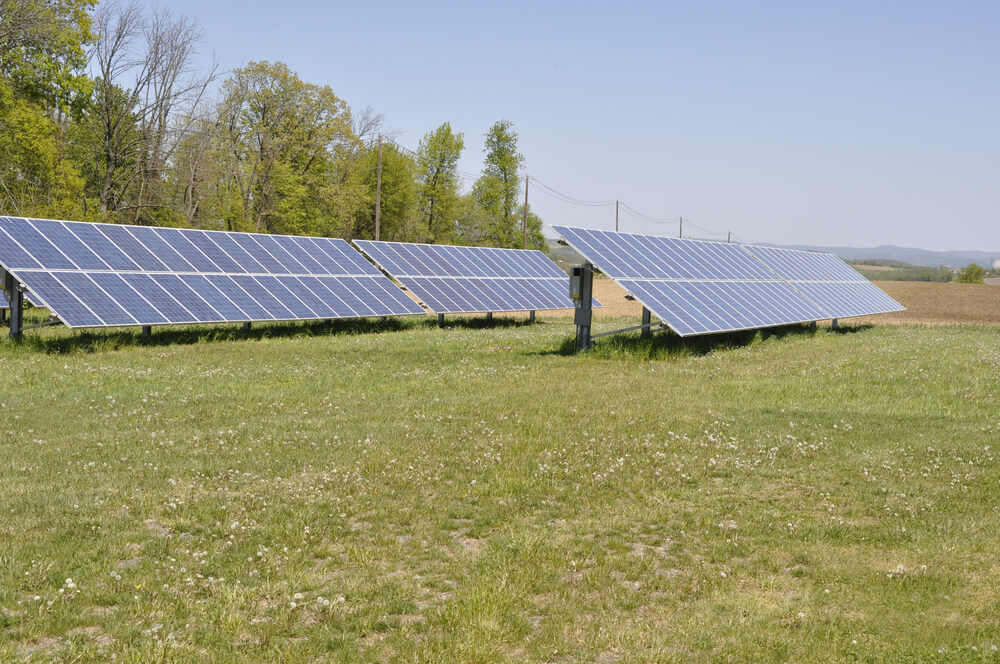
xmin=1 ymin=316 xmax=998 ymax=662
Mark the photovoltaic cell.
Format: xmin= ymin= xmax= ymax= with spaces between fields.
xmin=355 ymin=240 xmax=595 ymax=314
xmin=0 ymin=216 xmax=424 ymax=328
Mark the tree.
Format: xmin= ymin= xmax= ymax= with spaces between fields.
xmin=351 ymin=143 xmax=419 ymax=241
xmin=166 ymin=111 xmax=220 ymax=226
xmin=0 ymin=79 xmax=87 ymax=217
xmin=472 ymin=120 xmax=523 ymax=247
xmin=956 ymin=263 xmax=986 ymax=284
xmin=0 ymin=0 xmax=93 ymax=218
xmin=214 ymin=61 xmax=364 ymax=236
xmin=516 ymin=204 xmax=547 ymax=251
xmin=416 ymin=123 xmax=464 ymax=243
xmin=453 ymin=192 xmax=490 ymax=246
xmin=83 ymin=1 xmax=217 ymax=222
xmin=0 ymin=0 xmax=94 ymax=112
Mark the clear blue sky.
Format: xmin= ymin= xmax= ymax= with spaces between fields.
xmin=133 ymin=0 xmax=998 ymax=251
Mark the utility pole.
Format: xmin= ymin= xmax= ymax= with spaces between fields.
xmin=615 ymin=200 xmax=619 ymax=232
xmin=679 ymin=216 xmax=683 ymax=238
xmin=728 ymin=231 xmax=731 ymax=243
xmin=375 ymin=134 xmax=383 ymax=241
xmin=522 ymin=175 xmax=529 ymax=249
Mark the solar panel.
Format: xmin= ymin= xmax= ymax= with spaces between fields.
xmin=354 ymin=240 xmax=598 ymax=314
xmin=744 ymin=245 xmax=905 ymax=318
xmin=553 ymin=226 xmax=833 ymax=336
xmin=0 ymin=216 xmax=424 ymax=329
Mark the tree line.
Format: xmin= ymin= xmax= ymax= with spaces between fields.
xmin=0 ymin=0 xmax=546 ymax=249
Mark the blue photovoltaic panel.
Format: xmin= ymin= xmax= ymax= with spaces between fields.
xmin=554 ymin=226 xmax=776 ymax=280
xmin=744 ymin=245 xmax=905 ymax=318
xmin=0 ymin=216 xmax=424 ymax=328
xmin=552 ymin=226 xmax=835 ymax=336
xmin=744 ymin=245 xmax=864 ymax=282
xmin=618 ymin=279 xmax=826 ymax=336
xmin=355 ymin=240 xmax=595 ymax=314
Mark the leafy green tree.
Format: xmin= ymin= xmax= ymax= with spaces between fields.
xmin=0 ymin=79 xmax=88 ymax=218
xmin=351 ymin=143 xmax=419 ymax=241
xmin=472 ymin=120 xmax=523 ymax=247
xmin=416 ymin=123 xmax=464 ymax=243
xmin=214 ymin=61 xmax=364 ymax=236
xmin=516 ymin=204 xmax=547 ymax=251
xmin=0 ymin=0 xmax=93 ymax=218
xmin=956 ymin=263 xmax=986 ymax=284
xmin=0 ymin=0 xmax=94 ymax=111
xmin=453 ymin=192 xmax=490 ymax=246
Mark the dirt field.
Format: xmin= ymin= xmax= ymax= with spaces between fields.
xmin=542 ymin=279 xmax=1000 ymax=326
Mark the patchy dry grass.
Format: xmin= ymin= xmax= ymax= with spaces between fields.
xmin=0 ymin=314 xmax=998 ymax=662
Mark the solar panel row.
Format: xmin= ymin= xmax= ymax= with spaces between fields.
xmin=0 ymin=217 xmax=423 ymax=328
xmin=552 ymin=226 xmax=904 ymax=337
xmin=355 ymin=240 xmax=597 ymax=314
xmin=0 ymin=217 xmax=378 ymax=276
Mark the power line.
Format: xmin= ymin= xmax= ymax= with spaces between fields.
xmin=384 ymin=139 xmax=738 ymax=239
xmin=618 ymin=202 xmax=679 ymax=224
xmin=528 ymin=177 xmax=616 ymax=207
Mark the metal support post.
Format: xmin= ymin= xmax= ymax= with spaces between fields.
xmin=570 ymin=262 xmax=594 ymax=351
xmin=243 ymin=322 xmax=252 ymax=331
xmin=641 ymin=307 xmax=651 ymax=338
xmin=437 ymin=313 xmax=445 ymax=326
xmin=810 ymin=321 xmax=817 ymax=330
xmin=141 ymin=326 xmax=151 ymax=337
xmin=831 ymin=318 xmax=839 ymax=330
xmin=528 ymin=310 xmax=535 ymax=324
xmin=486 ymin=311 xmax=493 ymax=321
xmin=1 ymin=305 xmax=6 ymax=326
xmin=4 ymin=271 xmax=23 ymax=340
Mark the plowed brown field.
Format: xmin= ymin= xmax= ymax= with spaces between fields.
xmin=541 ymin=279 xmax=1000 ymax=326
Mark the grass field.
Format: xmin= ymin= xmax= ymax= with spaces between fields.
xmin=1 ymin=311 xmax=999 ymax=662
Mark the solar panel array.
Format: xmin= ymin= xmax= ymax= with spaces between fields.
xmin=355 ymin=240 xmax=597 ymax=314
xmin=0 ymin=217 xmax=423 ymax=328
xmin=552 ymin=226 xmax=903 ymax=336
xmin=744 ymin=245 xmax=905 ymax=319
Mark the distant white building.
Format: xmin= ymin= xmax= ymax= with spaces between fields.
xmin=993 ymin=259 xmax=1000 ymax=270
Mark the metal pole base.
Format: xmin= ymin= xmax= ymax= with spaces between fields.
xmin=486 ymin=312 xmax=493 ymax=321
xmin=141 ymin=325 xmax=151 ymax=337
xmin=437 ymin=313 xmax=445 ymax=326
xmin=641 ymin=307 xmax=651 ymax=338
xmin=528 ymin=310 xmax=535 ymax=323
xmin=571 ymin=263 xmax=594 ymax=351
xmin=810 ymin=321 xmax=817 ymax=330
xmin=831 ymin=318 xmax=839 ymax=330
xmin=4 ymin=272 xmax=23 ymax=340
xmin=243 ymin=322 xmax=252 ymax=331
